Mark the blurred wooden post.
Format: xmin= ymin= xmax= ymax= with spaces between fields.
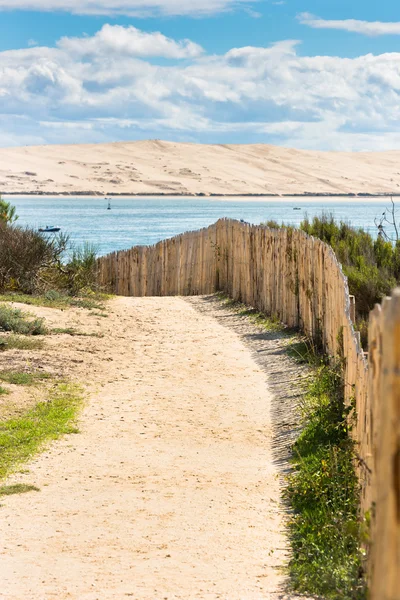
xmin=349 ymin=295 xmax=356 ymax=323
xmin=370 ymin=290 xmax=400 ymax=600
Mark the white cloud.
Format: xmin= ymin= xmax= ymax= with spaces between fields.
xmin=2 ymin=24 xmax=400 ymax=150
xmin=58 ymin=25 xmax=203 ymax=59
xmin=0 ymin=0 xmax=257 ymax=17
xmin=298 ymin=13 xmax=400 ymax=36
xmin=244 ymin=8 xmax=262 ymax=18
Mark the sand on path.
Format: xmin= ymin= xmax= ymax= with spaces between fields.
xmin=1 ymin=296 xmax=295 ymax=599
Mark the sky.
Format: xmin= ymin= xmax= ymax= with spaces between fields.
xmin=0 ymin=0 xmax=399 ymax=151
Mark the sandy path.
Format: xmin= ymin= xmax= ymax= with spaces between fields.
xmin=1 ymin=297 xmax=294 ymax=599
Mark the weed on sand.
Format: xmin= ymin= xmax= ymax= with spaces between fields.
xmin=0 ymin=483 xmax=39 ymax=497
xmin=70 ymin=297 xmax=108 ymax=310
xmin=0 ymin=291 xmax=110 ymax=311
xmin=216 ymin=292 xmax=285 ymax=332
xmin=0 ymin=305 xmax=46 ymax=335
xmin=0 ymin=382 xmax=83 ymax=479
xmin=0 ymin=371 xmax=51 ymax=386
xmin=0 ymin=335 xmax=44 ymax=352
xmin=52 ymin=327 xmax=104 ymax=338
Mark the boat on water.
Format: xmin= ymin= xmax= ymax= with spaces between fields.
xmin=107 ymin=199 xmax=111 ymax=210
xmin=39 ymin=226 xmax=61 ymax=233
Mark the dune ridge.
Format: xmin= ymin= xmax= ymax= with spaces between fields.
xmin=1 ymin=139 xmax=400 ymax=197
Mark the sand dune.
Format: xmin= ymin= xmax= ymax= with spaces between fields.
xmin=1 ymin=139 xmax=400 ymax=196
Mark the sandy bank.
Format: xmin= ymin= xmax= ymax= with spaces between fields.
xmin=1 ymin=139 xmax=400 ymax=197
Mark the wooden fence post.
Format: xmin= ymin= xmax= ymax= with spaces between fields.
xmin=370 ymin=290 xmax=400 ymax=600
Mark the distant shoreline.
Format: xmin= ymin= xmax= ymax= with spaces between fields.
xmin=3 ymin=191 xmax=400 ymax=198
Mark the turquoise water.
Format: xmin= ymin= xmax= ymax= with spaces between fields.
xmin=7 ymin=195 xmax=395 ymax=256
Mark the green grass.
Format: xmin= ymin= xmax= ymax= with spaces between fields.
xmin=216 ymin=292 xmax=285 ymax=331
xmin=0 ymin=305 xmax=47 ymax=335
xmin=287 ymin=339 xmax=322 ymax=366
xmin=0 ymin=385 xmax=10 ymax=395
xmin=284 ymin=347 xmax=367 ymax=599
xmin=0 ymin=382 xmax=83 ymax=479
xmin=0 ymin=291 xmax=110 ymax=311
xmin=0 ymin=483 xmax=39 ymax=497
xmin=0 ymin=335 xmax=44 ymax=351
xmin=0 ymin=371 xmax=51 ymax=386
xmin=70 ymin=297 xmax=107 ymax=310
xmin=216 ymin=294 xmax=366 ymax=599
xmin=0 ymin=292 xmax=60 ymax=308
xmin=237 ymin=307 xmax=284 ymax=331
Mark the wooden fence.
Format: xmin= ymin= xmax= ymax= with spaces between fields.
xmin=368 ymin=293 xmax=400 ymax=600
xmin=98 ymin=218 xmax=399 ymax=598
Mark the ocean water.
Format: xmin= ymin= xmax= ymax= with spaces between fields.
xmin=7 ymin=195 xmax=397 ymax=257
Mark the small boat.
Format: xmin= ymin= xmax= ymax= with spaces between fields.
xmin=293 ymin=207 xmax=302 ymax=210
xmin=39 ymin=226 xmax=61 ymax=233
xmin=107 ymin=199 xmax=111 ymax=210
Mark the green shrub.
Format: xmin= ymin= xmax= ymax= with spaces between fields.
xmin=35 ymin=242 xmax=99 ymax=297
xmin=301 ymin=213 xmax=399 ymax=322
xmin=345 ymin=264 xmax=395 ymax=316
xmin=261 ymin=219 xmax=283 ymax=229
xmin=0 ymin=200 xmax=98 ymax=297
xmin=0 ymin=222 xmax=68 ymax=294
xmin=59 ymin=243 xmax=98 ymax=296
xmin=0 ymin=196 xmax=18 ymax=224
xmin=0 ymin=305 xmax=47 ymax=335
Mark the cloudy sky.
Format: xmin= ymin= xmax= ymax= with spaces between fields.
xmin=0 ymin=0 xmax=399 ymax=150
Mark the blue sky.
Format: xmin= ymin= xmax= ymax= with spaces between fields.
xmin=0 ymin=0 xmax=399 ymax=150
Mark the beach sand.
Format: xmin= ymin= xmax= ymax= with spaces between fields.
xmin=1 ymin=139 xmax=399 ymax=197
